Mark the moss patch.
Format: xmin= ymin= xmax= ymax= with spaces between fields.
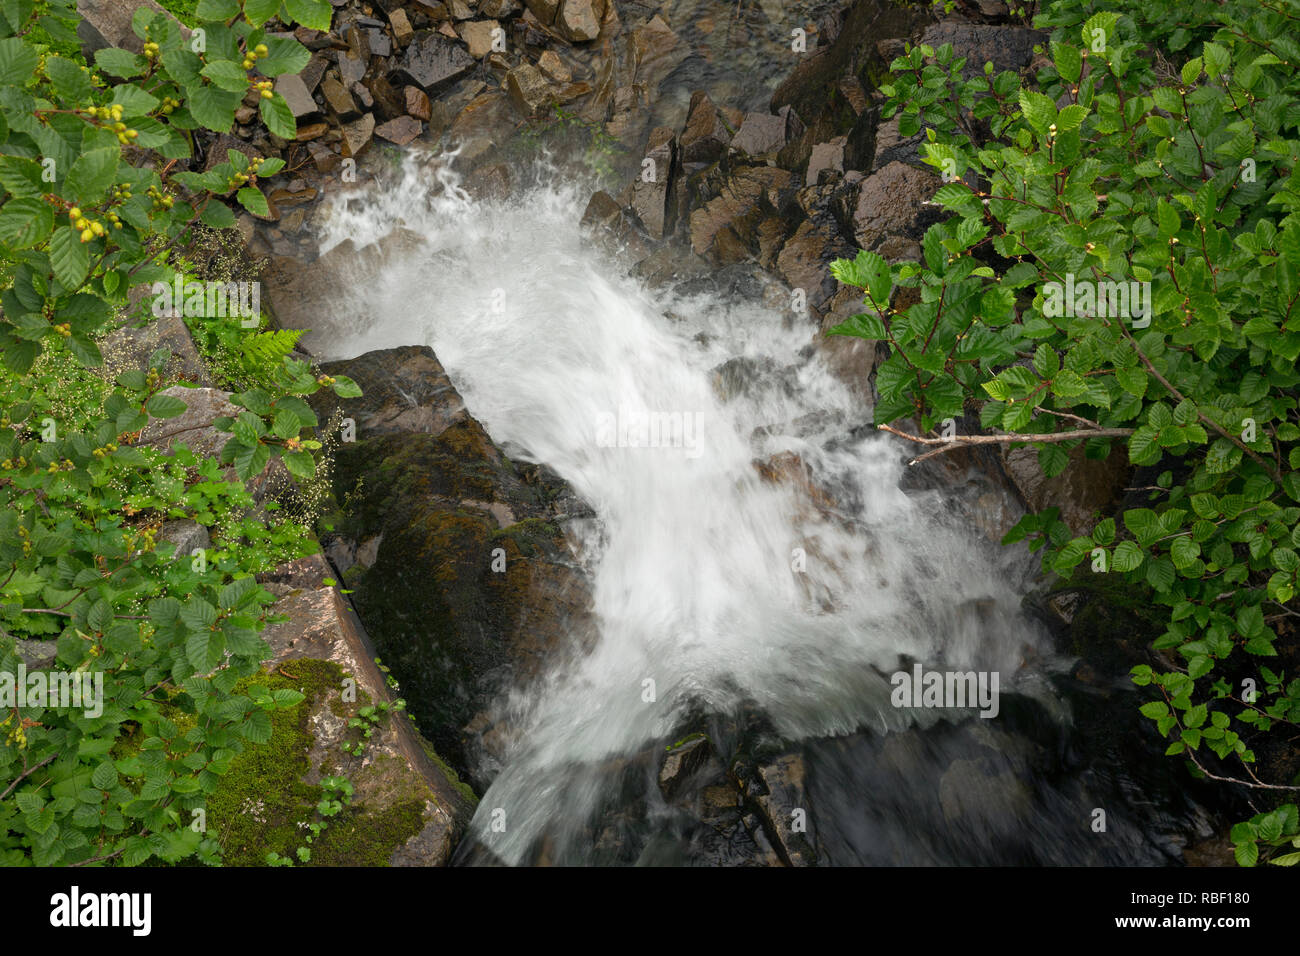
xmin=203 ymin=658 xmax=428 ymax=866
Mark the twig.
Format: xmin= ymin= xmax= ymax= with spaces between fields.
xmin=878 ymin=422 xmax=1133 ymax=465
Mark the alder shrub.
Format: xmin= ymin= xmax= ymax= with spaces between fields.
xmin=831 ymin=2 xmax=1300 ymax=865
xmin=0 ymin=0 xmax=361 ymax=864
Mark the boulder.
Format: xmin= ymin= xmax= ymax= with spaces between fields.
xmin=679 ymin=90 xmax=731 ymax=163
xmin=458 ymin=19 xmax=501 ymax=58
xmin=396 ymin=32 xmax=476 ymax=91
xmin=76 ymin=0 xmax=189 ymax=57
xmin=308 ymin=345 xmax=470 ymax=439
xmin=318 ymin=348 xmax=595 ymax=771
xmin=851 ymin=160 xmax=943 ymax=250
xmin=629 ymin=14 xmax=684 ymax=92
xmin=404 ymin=85 xmax=432 ymax=120
xmin=731 ymin=111 xmax=788 ymax=157
xmin=1001 ymin=443 xmax=1130 ymax=536
xmin=375 ymin=115 xmax=423 ymax=145
xmin=505 ymin=63 xmax=554 ymax=117
xmin=620 ymin=126 xmax=677 ymax=240
xmin=917 ymin=22 xmax=1044 ymax=80
xmin=202 ymin=553 xmax=477 ymax=866
xmin=101 ymin=305 xmax=210 ymax=388
xmin=274 ymin=74 xmax=319 ymax=119
xmin=523 ymin=0 xmax=558 ymax=25
xmin=555 ymin=0 xmax=602 ymax=42
xmin=340 ymin=112 xmax=376 ymax=157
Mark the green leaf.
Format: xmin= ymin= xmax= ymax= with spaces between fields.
xmin=146 ymin=394 xmax=189 ymax=418
xmin=284 ymin=0 xmax=333 ymax=32
xmin=259 ymin=91 xmax=296 ymax=138
xmin=94 ymin=46 xmax=145 ymax=78
xmin=50 ymin=225 xmax=90 ymax=289
xmin=65 ymin=147 xmax=118 ymax=205
xmin=1018 ymin=89 xmax=1057 ymax=133
xmin=827 ymin=312 xmax=887 ymax=340
xmin=0 ymin=36 xmax=39 ymax=85
xmin=0 ymin=198 xmax=53 ymax=249
xmin=201 ymin=59 xmax=251 ymax=93
xmin=187 ymin=83 xmax=241 ymax=132
xmin=200 ymin=201 xmax=237 ymax=229
xmin=242 ymin=0 xmax=281 ymax=27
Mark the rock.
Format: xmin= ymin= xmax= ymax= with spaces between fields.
xmin=340 ymin=112 xmax=376 ymax=157
xmin=404 ymin=85 xmax=432 ymax=120
xmin=806 ymin=135 xmax=846 ymax=185
xmin=505 ymin=63 xmax=554 ymax=117
xmin=367 ymin=28 xmax=392 ymax=57
xmin=464 ymin=162 xmax=511 ymax=200
xmin=447 ymin=0 xmax=474 ymax=17
xmin=388 ymin=7 xmax=414 ymax=46
xmin=159 ymin=519 xmax=210 ymax=560
xmin=137 ymin=386 xmax=238 ymax=460
xmin=202 ymin=133 xmax=261 ymax=172
xmin=458 ymin=19 xmax=500 ymax=58
xmin=478 ymin=0 xmax=520 ymax=16
xmin=321 ymin=351 xmax=595 ymax=770
xmin=101 ymin=307 xmax=210 ymax=387
xmin=555 ymin=0 xmax=602 ymax=42
xmin=337 ymin=48 xmax=366 ymax=85
xmin=679 ymin=90 xmax=731 ymax=163
xmin=688 ymin=165 xmax=794 ymax=262
xmin=658 ymin=735 xmax=712 ymax=800
xmin=364 ymin=74 xmax=408 ymax=122
xmin=776 ymin=218 xmax=856 ymax=316
xmin=870 ymin=113 xmax=923 ymax=169
xmin=851 ymin=160 xmax=943 ymax=250
xmin=448 ymin=91 xmax=514 ymax=165
xmin=249 ymin=563 xmax=476 ymax=866
xmin=274 ymin=73 xmax=318 ymax=119
xmin=750 ymin=753 xmax=819 ymax=866
xmin=396 ymin=32 xmax=476 ymax=91
xmin=76 ymin=0 xmax=190 ymax=57
xmin=14 ymin=639 xmax=57 ymax=670
xmin=536 ymin=49 xmax=570 ymax=84
xmin=523 ymin=0 xmax=559 ymax=26
xmin=375 ymin=115 xmax=423 ymax=145
xmin=309 ymin=346 xmax=470 ymax=439
xmin=295 ymin=121 xmax=330 ymax=141
xmin=1001 ymin=443 xmax=1129 ymax=535
xmin=621 ymin=126 xmax=677 ymax=240
xmin=917 ymin=22 xmax=1044 ymax=80
xmin=580 ymin=190 xmax=623 ymax=230
xmin=629 ymin=13 xmax=683 ymax=91
xmin=321 ymin=75 xmax=360 ymax=119
xmin=730 ymin=110 xmax=788 ymax=157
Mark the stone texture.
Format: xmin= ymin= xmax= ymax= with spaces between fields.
xmin=730 ymin=111 xmax=788 ymax=157
xmin=505 ymin=63 xmax=554 ymax=117
xmin=321 ymin=75 xmax=359 ymax=119
xmin=396 ymin=32 xmax=476 ymax=90
xmin=76 ymin=0 xmax=190 ymax=57
xmin=340 ymin=112 xmax=376 ymax=157
xmin=851 ymin=160 xmax=943 ymax=250
xmin=388 ymin=7 xmax=414 ymax=46
xmin=523 ymin=0 xmax=558 ymax=24
xmin=679 ymin=90 xmax=731 ymax=163
xmin=404 ymin=85 xmax=432 ymax=120
xmin=1002 ymin=443 xmax=1130 ymax=536
xmin=620 ymin=126 xmax=677 ymax=240
xmin=101 ymin=305 xmax=210 ymax=387
xmin=555 ymin=0 xmax=602 ymax=41
xmin=458 ymin=19 xmax=500 ymax=58
xmin=374 ymin=115 xmax=421 ymax=145
xmin=275 ymin=73 xmax=319 ymax=118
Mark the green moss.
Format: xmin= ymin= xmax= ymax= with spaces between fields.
xmin=203 ymin=658 xmax=428 ymax=866
xmin=419 ymin=736 xmax=479 ymax=806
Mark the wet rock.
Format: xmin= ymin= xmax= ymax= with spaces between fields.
xmin=447 ymin=0 xmax=475 ymax=17
xmin=620 ymin=126 xmax=677 ymax=240
xmin=680 ymin=90 xmax=731 ymax=163
xmin=396 ymin=32 xmax=476 ymax=91
xmin=505 ymin=62 xmax=554 ymax=117
xmin=658 ymin=735 xmax=712 ymax=800
xmin=751 ymin=753 xmax=819 ymax=866
xmin=689 ymin=165 xmax=794 ymax=262
xmin=852 ymin=160 xmax=943 ymax=250
xmin=918 ymin=22 xmax=1044 ymax=80
xmin=375 ymin=115 xmax=423 ymax=145
xmin=322 ymin=75 xmax=359 ymax=119
xmin=464 ymin=162 xmax=512 ymax=201
xmin=389 ymin=7 xmax=414 ymax=46
xmin=458 ymin=18 xmax=501 ymax=58
xmin=537 ymin=49 xmax=571 ymax=84
xmin=555 ymin=0 xmax=602 ymax=42
xmin=448 ymin=90 xmax=514 ymax=165
xmin=338 ymin=48 xmax=366 ymax=85
xmin=322 ymin=353 xmax=595 ymax=770
xmin=630 ymin=13 xmax=684 ymax=92
xmin=1001 ymin=443 xmax=1129 ymax=536
xmin=730 ymin=111 xmax=788 ymax=157
xmin=275 ymin=73 xmax=319 ymax=119
xmin=776 ymin=218 xmax=856 ymax=316
xmin=364 ymin=74 xmax=408 ymax=122
xmin=257 ymin=562 xmax=476 ymax=866
xmin=806 ymin=135 xmax=845 ymax=185
xmin=340 ymin=112 xmax=376 ymax=156
xmin=309 ymin=345 xmax=470 ymax=439
xmin=523 ymin=0 xmax=558 ymax=25
xmin=405 ymin=85 xmax=432 ymax=120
